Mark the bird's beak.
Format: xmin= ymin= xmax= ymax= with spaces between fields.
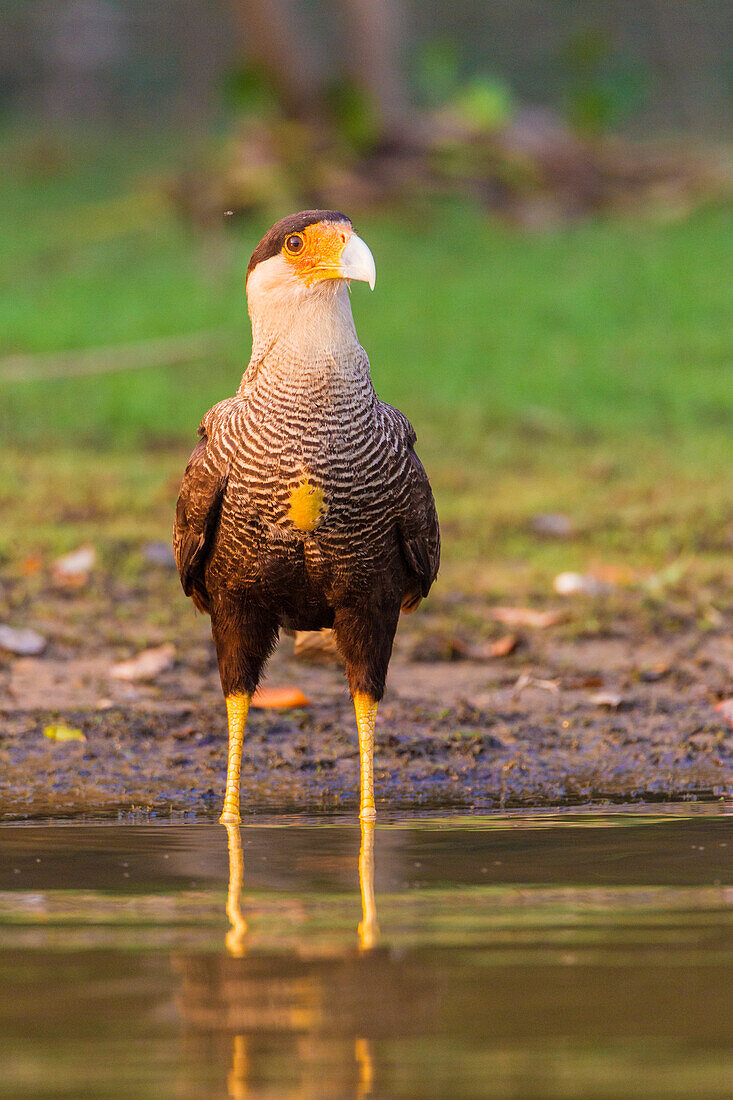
xmin=339 ymin=233 xmax=376 ymax=290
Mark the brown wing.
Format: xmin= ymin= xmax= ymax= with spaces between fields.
xmin=381 ymin=402 xmax=440 ymax=612
xmin=397 ymin=447 xmax=441 ymax=612
xmin=173 ymin=428 xmax=228 ymax=614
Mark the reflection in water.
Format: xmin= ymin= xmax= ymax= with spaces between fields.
xmin=227 ymin=1033 xmax=249 ymax=1100
xmin=222 ymin=820 xmax=380 ymax=959
xmin=217 ymin=819 xmax=382 ymax=1098
xmin=354 ymin=1036 xmax=375 ymax=1100
xmin=3 ymin=815 xmax=729 ymax=1098
xmin=357 ymin=821 xmax=379 ymax=952
xmin=224 ymin=823 xmax=248 ymax=958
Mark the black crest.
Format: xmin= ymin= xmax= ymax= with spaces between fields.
xmin=246 ymin=210 xmax=351 ymax=278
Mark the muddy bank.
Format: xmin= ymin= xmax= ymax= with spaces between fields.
xmin=1 ymin=609 xmax=730 ymax=817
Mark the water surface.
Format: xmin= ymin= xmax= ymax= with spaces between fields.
xmin=0 ymin=806 xmax=731 ymax=1098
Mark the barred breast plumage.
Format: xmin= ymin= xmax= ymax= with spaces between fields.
xmin=182 ymin=330 xmax=437 ymax=620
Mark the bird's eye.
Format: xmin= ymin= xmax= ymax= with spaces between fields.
xmin=285 ymin=234 xmax=304 ymax=254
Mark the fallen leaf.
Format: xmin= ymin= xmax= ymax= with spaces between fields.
xmin=53 ymin=545 xmax=96 ymax=587
xmin=456 ymin=635 xmax=520 ymax=660
xmin=20 ymin=554 xmax=43 ymax=576
xmin=565 ymin=675 xmax=604 ymax=690
xmin=554 ymin=572 xmax=611 ymax=596
xmin=252 ymin=686 xmax=311 ymax=709
xmin=489 ymin=634 xmax=518 ymax=657
xmin=110 ymin=643 xmax=175 ymax=681
xmin=714 ymin=699 xmax=733 ymax=728
xmin=512 ymin=671 xmax=560 ymax=698
xmin=293 ymin=629 xmax=344 ymax=665
xmin=590 ymin=563 xmax=637 ymax=586
xmin=512 ymin=671 xmax=532 ymax=696
xmin=590 ymin=691 xmax=623 ymax=708
xmin=639 ymin=663 xmax=669 ymax=683
xmin=0 ymin=624 xmax=47 ymax=656
xmin=492 ymin=607 xmax=568 ymax=629
xmin=43 ymin=724 xmax=86 ymax=742
xmin=410 ymin=632 xmax=519 ymax=662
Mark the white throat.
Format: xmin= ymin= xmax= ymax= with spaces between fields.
xmin=246 ymin=254 xmax=361 ymax=367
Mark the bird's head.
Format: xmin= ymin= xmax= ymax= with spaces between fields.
xmin=245 ymin=211 xmax=375 ymax=321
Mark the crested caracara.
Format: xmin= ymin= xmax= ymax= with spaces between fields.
xmin=174 ymin=211 xmax=440 ymax=822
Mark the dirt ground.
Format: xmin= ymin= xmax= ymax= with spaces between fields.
xmin=0 ymin=563 xmax=731 ymax=819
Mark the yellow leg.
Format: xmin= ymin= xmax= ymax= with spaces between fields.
xmin=220 ymin=693 xmax=250 ymax=825
xmin=353 ymin=692 xmax=378 ymax=820
xmin=357 ymin=818 xmax=379 ymax=952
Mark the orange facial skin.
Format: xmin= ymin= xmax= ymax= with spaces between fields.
xmin=281 ymin=221 xmax=352 ymax=286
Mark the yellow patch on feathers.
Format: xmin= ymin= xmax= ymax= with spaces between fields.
xmin=288 ymin=479 xmax=326 ymax=532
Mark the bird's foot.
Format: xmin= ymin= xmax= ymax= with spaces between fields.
xmin=219 ymin=810 xmax=241 ymax=825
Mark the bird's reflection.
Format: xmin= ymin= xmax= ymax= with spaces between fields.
xmin=172 ymin=821 xmax=434 ymax=1096
xmin=197 ymin=818 xmax=382 ymax=1097
xmin=222 ymin=819 xmax=380 ymax=960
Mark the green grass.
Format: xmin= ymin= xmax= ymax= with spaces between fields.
xmin=2 ymin=132 xmax=731 ymax=452
xmin=0 ymin=130 xmax=731 ymax=593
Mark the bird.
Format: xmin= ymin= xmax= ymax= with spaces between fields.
xmin=174 ymin=210 xmax=439 ymax=824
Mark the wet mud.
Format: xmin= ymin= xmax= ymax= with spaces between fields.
xmin=1 ymin=578 xmax=730 ymax=817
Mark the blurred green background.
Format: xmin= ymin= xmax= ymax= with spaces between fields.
xmin=0 ymin=1 xmax=731 ymax=594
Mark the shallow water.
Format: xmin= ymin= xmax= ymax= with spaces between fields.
xmin=0 ymin=805 xmax=731 ymax=1099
